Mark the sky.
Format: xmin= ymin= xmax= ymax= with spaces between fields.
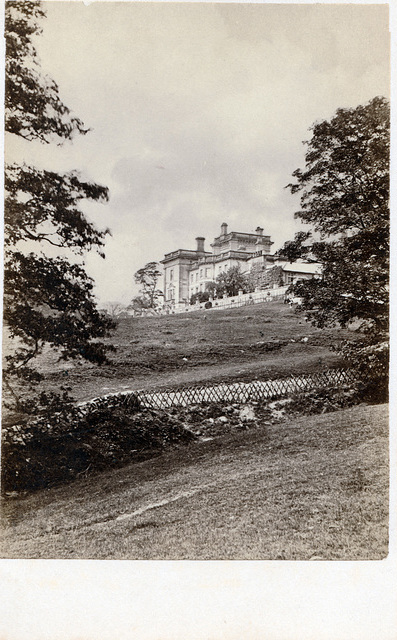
xmin=6 ymin=1 xmax=390 ymax=305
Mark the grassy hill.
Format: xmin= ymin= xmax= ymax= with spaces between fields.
xmin=33 ymin=301 xmax=357 ymax=403
xmin=1 ymin=302 xmax=387 ymax=560
xmin=1 ymin=403 xmax=388 ymax=560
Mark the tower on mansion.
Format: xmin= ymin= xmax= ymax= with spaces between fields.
xmin=161 ymin=222 xmax=319 ymax=310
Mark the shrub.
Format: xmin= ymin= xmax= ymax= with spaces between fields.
xmin=1 ymin=399 xmax=196 ymax=495
xmin=341 ymin=338 xmax=388 ymax=404
xmin=281 ymin=386 xmax=360 ymax=416
xmin=190 ymin=291 xmax=210 ymax=305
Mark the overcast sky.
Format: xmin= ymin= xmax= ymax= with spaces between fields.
xmin=7 ymin=1 xmax=390 ymax=305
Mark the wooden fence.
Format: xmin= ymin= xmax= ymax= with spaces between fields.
xmin=78 ymin=369 xmax=355 ymax=414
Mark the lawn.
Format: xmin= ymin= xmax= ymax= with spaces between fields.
xmin=18 ymin=301 xmax=357 ymax=403
xmin=1 ymin=403 xmax=388 ymax=560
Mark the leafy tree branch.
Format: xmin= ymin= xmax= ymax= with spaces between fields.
xmin=4 ymin=0 xmax=116 ymax=415
xmin=280 ymin=96 xmax=389 ymax=401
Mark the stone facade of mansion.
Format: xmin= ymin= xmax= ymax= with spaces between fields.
xmin=160 ymin=222 xmax=320 ymax=311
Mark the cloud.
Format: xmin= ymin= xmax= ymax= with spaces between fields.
xmin=9 ymin=2 xmax=389 ymax=303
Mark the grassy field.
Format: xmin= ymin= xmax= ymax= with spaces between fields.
xmin=29 ymin=301 xmax=356 ymax=403
xmin=1 ymin=403 xmax=388 ymax=560
xmin=2 ymin=300 xmax=387 ymax=560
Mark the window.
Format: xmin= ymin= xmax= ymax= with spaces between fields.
xmin=200 ymin=269 xmax=203 ymax=278
xmin=195 ymin=273 xmax=198 ymax=281
xmin=170 ymin=269 xmax=173 ymax=281
xmin=205 ymin=268 xmax=210 ymax=278
xmin=191 ymin=274 xmax=194 ymax=282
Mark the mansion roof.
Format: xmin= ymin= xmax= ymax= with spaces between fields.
xmin=211 ymin=230 xmax=273 ymax=247
xmin=161 ymin=223 xmax=273 ymax=267
xmin=160 ymin=249 xmax=211 ymax=264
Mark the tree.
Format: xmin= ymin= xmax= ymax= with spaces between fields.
xmin=190 ymin=291 xmax=210 ymax=305
xmin=133 ymin=262 xmax=163 ymax=310
xmin=275 ymin=231 xmax=312 ymax=263
xmin=205 ymin=281 xmax=218 ymax=298
xmin=216 ymin=265 xmax=248 ymax=297
xmin=102 ymin=302 xmax=127 ymax=318
xmin=246 ymin=263 xmax=266 ymax=292
xmin=281 ymin=96 xmax=389 ymax=400
xmin=4 ymin=1 xmax=115 ymax=414
xmin=5 ymin=1 xmax=87 ymax=143
xmin=128 ymin=296 xmax=151 ymax=316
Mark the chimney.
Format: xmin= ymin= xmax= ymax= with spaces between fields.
xmin=196 ymin=237 xmax=205 ymax=253
xmin=255 ymin=226 xmax=264 ymax=236
xmin=221 ymin=222 xmax=228 ymax=236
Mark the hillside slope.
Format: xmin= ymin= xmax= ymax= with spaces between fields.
xmin=28 ymin=301 xmax=356 ymax=403
xmin=1 ymin=404 xmax=388 ymax=560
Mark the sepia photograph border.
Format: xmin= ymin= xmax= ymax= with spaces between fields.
xmin=0 ymin=0 xmax=396 ymax=638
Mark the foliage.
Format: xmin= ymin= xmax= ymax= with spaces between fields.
xmin=245 ymin=263 xmax=265 ymax=292
xmin=4 ymin=164 xmax=110 ymax=252
xmin=340 ymin=338 xmax=388 ymax=403
xmin=205 ymin=281 xmax=217 ymax=298
xmin=5 ymin=0 xmax=87 ymax=143
xmin=280 ymin=97 xmax=389 ymax=399
xmin=275 ymin=231 xmax=312 ymax=262
xmin=245 ymin=263 xmax=285 ymax=291
xmin=288 ymin=97 xmax=389 ymax=238
xmin=4 ymin=1 xmax=115 ymax=415
xmin=2 ymin=400 xmax=196 ymax=494
xmin=128 ymin=296 xmax=151 ymax=315
xmin=265 ymin=265 xmax=284 ymax=289
xmin=0 ymin=378 xmax=368 ymax=495
xmin=215 ymin=265 xmax=248 ymax=297
xmin=133 ymin=261 xmax=163 ymax=310
xmin=190 ymin=291 xmax=210 ymax=305
xmin=4 ymin=253 xmax=114 ymax=363
xmin=102 ymin=302 xmax=127 ymax=318
xmin=279 ymin=386 xmax=359 ymax=417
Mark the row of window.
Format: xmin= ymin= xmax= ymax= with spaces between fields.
xmin=190 ymin=267 xmax=212 ymax=282
xmin=168 ymin=263 xmax=237 ymax=286
xmin=190 ymin=265 xmax=230 ymax=282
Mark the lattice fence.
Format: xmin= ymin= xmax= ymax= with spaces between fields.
xmin=78 ymin=368 xmax=355 ymax=414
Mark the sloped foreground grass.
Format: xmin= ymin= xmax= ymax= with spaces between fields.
xmin=1 ymin=385 xmax=358 ymax=495
xmin=1 ymin=403 xmax=388 ymax=560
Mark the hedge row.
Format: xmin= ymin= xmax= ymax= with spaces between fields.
xmin=1 ymin=402 xmax=196 ymax=494
xmin=1 ymin=381 xmax=365 ymax=496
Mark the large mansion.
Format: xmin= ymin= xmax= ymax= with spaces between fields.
xmin=160 ymin=223 xmax=321 ymax=311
